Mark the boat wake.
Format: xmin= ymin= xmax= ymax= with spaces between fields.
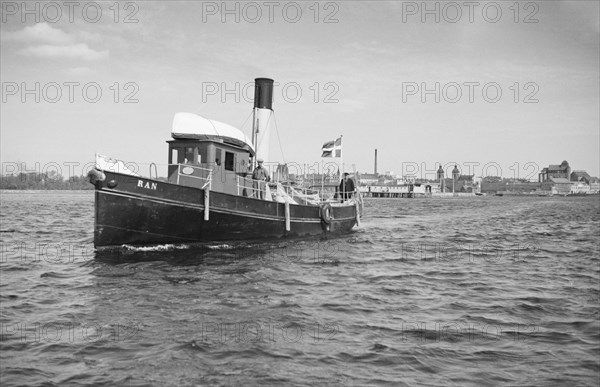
xmin=121 ymin=243 xmax=191 ymax=252
xmin=205 ymin=244 xmax=234 ymax=250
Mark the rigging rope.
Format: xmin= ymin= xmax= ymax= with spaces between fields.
xmin=272 ymin=113 xmax=286 ymax=163
xmin=207 ymin=118 xmax=220 ymax=137
xmin=239 ymin=110 xmax=253 ymax=138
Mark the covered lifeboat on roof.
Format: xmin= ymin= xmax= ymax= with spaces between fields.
xmin=171 ymin=112 xmax=255 ymax=155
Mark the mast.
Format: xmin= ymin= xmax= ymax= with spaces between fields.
xmin=340 ymin=134 xmax=344 ymax=177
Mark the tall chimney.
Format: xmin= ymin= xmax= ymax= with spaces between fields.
xmin=254 ymin=78 xmax=274 ymax=110
xmin=252 ymin=78 xmax=274 ymax=164
xmin=374 ymin=149 xmax=378 ymax=175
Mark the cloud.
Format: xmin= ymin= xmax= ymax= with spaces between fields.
xmin=66 ymin=66 xmax=97 ymax=76
xmin=4 ymin=23 xmax=108 ymax=60
xmin=18 ymin=43 xmax=108 ymax=60
xmin=2 ymin=23 xmax=73 ymax=45
xmin=77 ymin=30 xmax=103 ymax=43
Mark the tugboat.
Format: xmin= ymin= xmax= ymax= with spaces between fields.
xmin=88 ymin=78 xmax=362 ymax=249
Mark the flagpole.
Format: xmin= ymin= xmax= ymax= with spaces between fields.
xmin=321 ymin=159 xmax=324 ymax=200
xmin=340 ymin=135 xmax=344 ymax=177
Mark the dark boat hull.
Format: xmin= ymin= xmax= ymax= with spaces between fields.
xmin=93 ymin=171 xmax=357 ymax=248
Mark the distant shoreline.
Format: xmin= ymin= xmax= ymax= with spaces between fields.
xmin=0 ymin=189 xmax=93 ymax=193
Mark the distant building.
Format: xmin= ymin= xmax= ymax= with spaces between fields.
xmin=569 ymin=170 xmax=593 ymax=194
xmin=571 ymin=181 xmax=591 ymax=194
xmin=452 ymin=165 xmax=460 ymax=181
xmin=358 ymin=173 xmax=379 ymax=186
xmin=443 ymin=175 xmax=474 ymax=193
xmin=570 ymin=170 xmax=591 ymax=184
xmin=437 ymin=165 xmax=445 ymax=192
xmin=539 ymin=160 xmax=571 ymax=182
xmin=540 ymin=177 xmax=572 ymax=195
xmin=435 ymin=176 xmax=474 ymax=193
xmin=295 ymin=173 xmax=339 ymax=185
xmin=590 ymin=177 xmax=600 ymax=194
xmin=457 ymin=175 xmax=475 ymax=192
xmin=436 ymin=165 xmax=473 ymax=193
xmin=425 ymin=182 xmax=442 ymax=193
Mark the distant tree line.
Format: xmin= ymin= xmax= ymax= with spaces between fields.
xmin=481 ymin=176 xmax=531 ymax=184
xmin=0 ymin=173 xmax=93 ymax=190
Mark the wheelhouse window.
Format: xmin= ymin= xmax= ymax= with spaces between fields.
xmin=170 ymin=148 xmax=179 ymax=164
xmin=225 ymin=152 xmax=235 ymax=171
xmin=184 ymin=147 xmax=195 ymax=164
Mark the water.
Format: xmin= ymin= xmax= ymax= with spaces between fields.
xmin=1 ymin=191 xmax=598 ymax=386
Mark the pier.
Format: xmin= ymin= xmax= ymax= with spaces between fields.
xmin=358 ymin=185 xmax=475 ymax=198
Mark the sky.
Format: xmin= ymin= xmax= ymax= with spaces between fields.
xmin=1 ymin=0 xmax=599 ymax=180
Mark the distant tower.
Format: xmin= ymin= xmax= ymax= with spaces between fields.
xmin=452 ymin=165 xmax=460 ymax=180
xmin=437 ymin=164 xmax=445 ymax=192
xmin=452 ymin=165 xmax=460 ymax=193
xmin=374 ymin=149 xmax=378 ymax=175
xmin=561 ymin=160 xmax=571 ymax=178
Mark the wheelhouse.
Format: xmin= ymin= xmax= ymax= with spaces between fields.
xmin=167 ymin=138 xmax=255 ymax=195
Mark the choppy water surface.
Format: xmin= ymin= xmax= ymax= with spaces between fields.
xmin=1 ymin=191 xmax=599 ymax=386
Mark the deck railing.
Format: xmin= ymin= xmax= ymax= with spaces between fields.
xmin=236 ymin=175 xmax=268 ymax=199
xmin=235 ymin=176 xmax=362 ymax=206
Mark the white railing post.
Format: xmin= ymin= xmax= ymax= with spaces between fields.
xmin=285 ymin=200 xmax=291 ymax=231
xmin=355 ymin=195 xmax=361 ymax=227
xmin=204 ymin=187 xmax=210 ymax=221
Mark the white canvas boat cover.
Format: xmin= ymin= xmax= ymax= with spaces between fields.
xmin=172 ymin=112 xmax=255 ymax=154
xmin=95 ymin=154 xmax=140 ymax=176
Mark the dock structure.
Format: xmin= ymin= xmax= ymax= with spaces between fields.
xmin=358 ymin=184 xmax=431 ymax=198
xmin=358 ymin=184 xmax=476 ymax=198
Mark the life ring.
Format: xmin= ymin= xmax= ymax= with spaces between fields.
xmin=320 ymin=203 xmax=333 ymax=224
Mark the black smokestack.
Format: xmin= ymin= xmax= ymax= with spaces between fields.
xmin=254 ymin=78 xmax=274 ymax=110
xmin=374 ymin=149 xmax=378 ymax=174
